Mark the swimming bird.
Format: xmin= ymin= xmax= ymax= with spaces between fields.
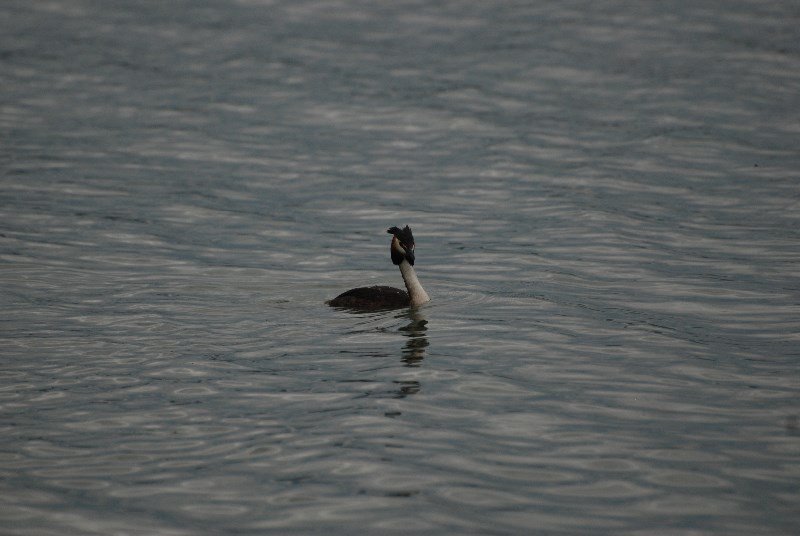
xmin=328 ymin=225 xmax=430 ymax=309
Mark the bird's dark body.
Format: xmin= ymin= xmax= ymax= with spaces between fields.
xmin=327 ymin=286 xmax=410 ymax=309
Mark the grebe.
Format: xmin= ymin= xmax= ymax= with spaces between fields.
xmin=328 ymin=225 xmax=430 ymax=309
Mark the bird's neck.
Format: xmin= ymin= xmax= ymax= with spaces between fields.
xmin=399 ymin=260 xmax=430 ymax=306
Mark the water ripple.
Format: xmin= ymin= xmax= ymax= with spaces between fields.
xmin=2 ymin=0 xmax=799 ymax=534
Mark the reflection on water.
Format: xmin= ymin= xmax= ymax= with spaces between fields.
xmin=393 ymin=380 xmax=421 ymax=398
xmin=393 ymin=308 xmax=429 ymax=398
xmin=399 ymin=309 xmax=429 ymax=368
xmin=786 ymin=415 xmax=800 ymax=436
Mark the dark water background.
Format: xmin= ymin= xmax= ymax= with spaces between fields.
xmin=2 ymin=1 xmax=799 ymax=534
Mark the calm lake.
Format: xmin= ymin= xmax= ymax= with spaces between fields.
xmin=2 ymin=0 xmax=799 ymax=534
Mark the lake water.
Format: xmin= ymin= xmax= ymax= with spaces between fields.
xmin=2 ymin=0 xmax=799 ymax=534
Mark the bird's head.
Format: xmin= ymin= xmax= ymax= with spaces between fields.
xmin=387 ymin=225 xmax=415 ymax=266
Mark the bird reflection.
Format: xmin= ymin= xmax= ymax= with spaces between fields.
xmin=333 ymin=307 xmax=429 ymax=401
xmin=397 ymin=308 xmax=428 ymax=368
xmin=389 ymin=309 xmax=429 ymax=400
xmin=393 ymin=380 xmax=421 ymax=398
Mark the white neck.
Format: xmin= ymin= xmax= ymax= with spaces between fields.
xmin=399 ymin=259 xmax=430 ymax=306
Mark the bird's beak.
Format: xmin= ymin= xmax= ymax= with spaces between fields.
xmin=405 ymin=248 xmax=415 ymax=266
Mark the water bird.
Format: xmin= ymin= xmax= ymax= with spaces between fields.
xmin=328 ymin=225 xmax=430 ymax=309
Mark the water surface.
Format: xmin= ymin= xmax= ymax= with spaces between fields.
xmin=1 ymin=0 xmax=799 ymax=534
